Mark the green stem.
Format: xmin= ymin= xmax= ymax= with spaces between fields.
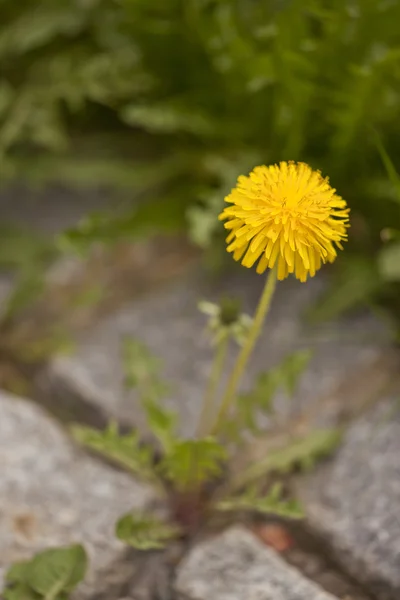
xmin=211 ymin=267 xmax=278 ymax=435
xmin=197 ymin=335 xmax=229 ymax=437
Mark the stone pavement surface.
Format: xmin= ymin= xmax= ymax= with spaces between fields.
xmin=299 ymin=397 xmax=400 ymax=600
xmin=0 ymin=389 xmax=155 ymax=600
xmin=36 ymin=264 xmax=400 ymax=600
xmin=174 ymin=526 xmax=337 ymax=600
xmin=1 ymin=186 xmax=399 ymax=600
xmin=41 ymin=267 xmax=393 ymax=435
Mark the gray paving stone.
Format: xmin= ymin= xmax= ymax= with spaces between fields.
xmin=40 ymin=267 xmax=392 ymax=435
xmin=174 ymin=526 xmax=337 ymax=600
xmin=0 ymin=389 xmax=155 ymax=599
xmin=298 ymin=397 xmax=400 ymax=600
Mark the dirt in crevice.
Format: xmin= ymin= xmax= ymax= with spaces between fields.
xmin=265 ymin=518 xmax=378 ymax=600
xmin=87 ymin=543 xmax=185 ymax=600
xmin=82 ymin=515 xmax=387 ymax=600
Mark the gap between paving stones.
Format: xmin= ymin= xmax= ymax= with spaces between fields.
xmin=32 ymin=266 xmax=400 ymax=598
xmin=32 ymin=273 xmax=398 ymax=600
xmin=33 ymin=385 xmax=400 ymax=600
xmin=2 ymin=384 xmax=396 ymax=600
xmin=272 ymin=517 xmax=377 ymax=600
xmin=295 ymin=397 xmax=400 ymax=600
xmin=32 ymin=349 xmax=399 ymax=597
xmin=3 ymin=188 xmax=396 ymax=598
xmin=174 ymin=526 xmax=342 ymax=600
xmin=67 ymin=523 xmax=376 ymax=600
xmin=3 ymin=255 xmax=399 ymax=598
xmin=0 ymin=389 xmax=158 ymax=600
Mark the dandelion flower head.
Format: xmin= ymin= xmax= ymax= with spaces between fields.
xmin=219 ymin=161 xmax=350 ymax=282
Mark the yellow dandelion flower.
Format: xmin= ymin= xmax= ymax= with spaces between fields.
xmin=219 ymin=161 xmax=350 ymax=282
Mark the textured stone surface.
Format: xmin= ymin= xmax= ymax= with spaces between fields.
xmin=174 ymin=526 xmax=337 ymax=600
xmin=40 ymin=267 xmax=392 ymax=434
xmin=299 ymin=397 xmax=400 ymax=600
xmin=0 ymin=390 xmax=155 ymax=599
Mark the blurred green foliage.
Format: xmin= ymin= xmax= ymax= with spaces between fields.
xmin=4 ymin=544 xmax=87 ymax=600
xmin=1 ymin=0 xmax=400 ymax=321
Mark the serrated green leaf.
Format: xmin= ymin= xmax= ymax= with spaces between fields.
xmin=216 ymin=482 xmax=303 ymax=519
xmin=72 ymin=422 xmax=156 ymax=482
xmin=25 ymin=545 xmax=87 ymax=600
xmin=159 ymin=438 xmax=227 ymax=491
xmin=142 ymin=397 xmax=177 ymax=453
xmin=115 ymin=512 xmax=181 ymax=550
xmin=234 ymin=429 xmax=342 ymax=489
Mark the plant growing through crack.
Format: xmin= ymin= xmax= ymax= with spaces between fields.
xmin=2 ymin=161 xmax=349 ymax=596
xmin=73 ymin=161 xmax=348 ymax=549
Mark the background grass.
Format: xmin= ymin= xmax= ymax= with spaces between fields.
xmin=0 ymin=0 xmax=400 ymax=326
